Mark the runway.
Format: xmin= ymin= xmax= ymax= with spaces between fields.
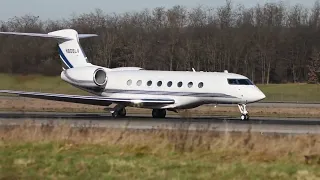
xmin=1 ymin=112 xmax=320 ymax=134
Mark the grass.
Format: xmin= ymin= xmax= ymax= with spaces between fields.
xmin=256 ymin=83 xmax=320 ymax=102
xmin=0 ymin=73 xmax=87 ymax=95
xmin=0 ymin=73 xmax=320 ymax=102
xmin=1 ymin=122 xmax=320 ymax=179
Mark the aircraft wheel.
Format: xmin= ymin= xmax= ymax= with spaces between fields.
xmin=112 ymin=108 xmax=126 ymax=118
xmin=118 ymin=108 xmax=127 ymax=117
xmin=240 ymin=114 xmax=249 ymax=121
xmin=112 ymin=111 xmax=118 ymax=118
xmin=152 ymin=109 xmax=166 ymax=118
xmin=159 ymin=109 xmax=166 ymax=118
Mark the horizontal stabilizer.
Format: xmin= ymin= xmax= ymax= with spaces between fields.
xmin=0 ymin=31 xmax=98 ymax=40
xmin=0 ymin=31 xmax=73 ymax=40
xmin=0 ymin=90 xmax=175 ymax=106
xmin=78 ymin=34 xmax=98 ymax=38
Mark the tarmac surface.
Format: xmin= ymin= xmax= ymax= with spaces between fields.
xmin=1 ymin=112 xmax=320 ymax=134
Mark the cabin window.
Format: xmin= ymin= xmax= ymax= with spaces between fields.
xmin=198 ymin=82 xmax=204 ymax=88
xmin=147 ymin=80 xmax=152 ymax=86
xmin=227 ymin=79 xmax=253 ymax=85
xmin=137 ymin=80 xmax=142 ymax=86
xmin=157 ymin=81 xmax=162 ymax=87
xmin=167 ymin=81 xmax=172 ymax=87
xmin=188 ymin=82 xmax=193 ymax=88
xmin=127 ymin=79 xmax=132 ymax=86
xmin=177 ymin=81 xmax=183 ymax=87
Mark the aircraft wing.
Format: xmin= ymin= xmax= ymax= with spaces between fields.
xmin=0 ymin=90 xmax=175 ymax=106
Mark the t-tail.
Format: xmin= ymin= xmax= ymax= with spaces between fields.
xmin=0 ymin=29 xmax=98 ymax=69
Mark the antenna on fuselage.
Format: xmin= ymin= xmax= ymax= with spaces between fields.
xmin=192 ymin=68 xmax=196 ymax=72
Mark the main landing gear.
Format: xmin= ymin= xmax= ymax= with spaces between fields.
xmin=152 ymin=109 xmax=166 ymax=118
xmin=111 ymin=104 xmax=127 ymax=118
xmin=110 ymin=105 xmax=167 ymax=119
xmin=238 ymin=104 xmax=249 ymax=121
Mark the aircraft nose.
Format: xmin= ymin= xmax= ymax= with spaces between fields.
xmin=241 ymin=87 xmax=266 ymax=103
xmin=256 ymin=90 xmax=266 ymax=101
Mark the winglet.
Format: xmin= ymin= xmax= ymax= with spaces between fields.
xmin=78 ymin=34 xmax=98 ymax=39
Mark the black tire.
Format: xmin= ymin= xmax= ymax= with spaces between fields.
xmin=152 ymin=109 xmax=166 ymax=118
xmin=240 ymin=114 xmax=246 ymax=121
xmin=118 ymin=108 xmax=127 ymax=117
xmin=112 ymin=112 xmax=118 ymax=118
xmin=240 ymin=114 xmax=249 ymax=121
xmin=159 ymin=109 xmax=166 ymax=118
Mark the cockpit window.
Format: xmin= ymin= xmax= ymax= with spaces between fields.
xmin=228 ymin=79 xmax=238 ymax=85
xmin=228 ymin=79 xmax=254 ymax=85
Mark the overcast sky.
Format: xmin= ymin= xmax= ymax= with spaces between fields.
xmin=0 ymin=0 xmax=317 ymax=21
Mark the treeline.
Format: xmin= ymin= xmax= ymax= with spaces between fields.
xmin=1 ymin=1 xmax=320 ymax=83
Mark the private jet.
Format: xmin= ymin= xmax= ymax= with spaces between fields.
xmin=0 ymin=29 xmax=266 ymax=120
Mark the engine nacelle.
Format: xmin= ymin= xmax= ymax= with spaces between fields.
xmin=61 ymin=66 xmax=107 ymax=90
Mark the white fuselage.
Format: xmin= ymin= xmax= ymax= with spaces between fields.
xmin=67 ymin=68 xmax=266 ymax=110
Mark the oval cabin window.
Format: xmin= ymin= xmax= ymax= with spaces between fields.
xmin=147 ymin=80 xmax=152 ymax=86
xmin=167 ymin=81 xmax=172 ymax=87
xmin=127 ymin=79 xmax=132 ymax=86
xmin=177 ymin=81 xmax=183 ymax=87
xmin=157 ymin=81 xmax=162 ymax=87
xmin=137 ymin=80 xmax=142 ymax=86
xmin=188 ymin=82 xmax=193 ymax=88
xmin=198 ymin=82 xmax=204 ymax=88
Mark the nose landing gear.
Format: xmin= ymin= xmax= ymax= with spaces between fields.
xmin=238 ymin=104 xmax=249 ymax=121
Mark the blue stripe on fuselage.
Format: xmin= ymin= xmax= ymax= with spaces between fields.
xmin=102 ymin=89 xmax=237 ymax=98
xmin=58 ymin=46 xmax=73 ymax=68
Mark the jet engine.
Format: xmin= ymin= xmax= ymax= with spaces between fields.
xmin=61 ymin=66 xmax=107 ymax=90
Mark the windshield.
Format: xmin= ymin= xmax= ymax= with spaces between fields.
xmin=227 ymin=78 xmax=254 ymax=85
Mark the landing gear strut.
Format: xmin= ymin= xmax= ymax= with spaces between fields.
xmin=152 ymin=109 xmax=166 ymax=118
xmin=238 ymin=104 xmax=249 ymax=121
xmin=111 ymin=104 xmax=127 ymax=118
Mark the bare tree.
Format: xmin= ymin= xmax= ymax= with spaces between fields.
xmin=1 ymin=1 xmax=320 ymax=83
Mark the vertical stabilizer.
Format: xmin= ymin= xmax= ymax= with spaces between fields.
xmin=48 ymin=29 xmax=91 ymax=68
xmin=0 ymin=29 xmax=98 ymax=69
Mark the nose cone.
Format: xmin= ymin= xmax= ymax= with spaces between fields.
xmin=244 ymin=88 xmax=266 ymax=103
xmin=256 ymin=90 xmax=266 ymax=101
